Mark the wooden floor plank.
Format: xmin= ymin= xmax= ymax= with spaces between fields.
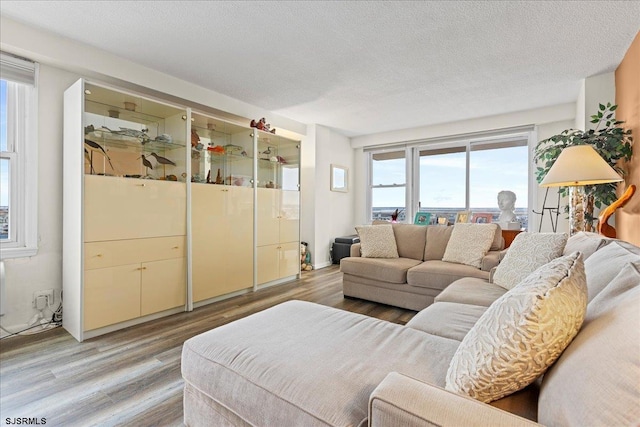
xmin=0 ymin=265 xmax=416 ymax=425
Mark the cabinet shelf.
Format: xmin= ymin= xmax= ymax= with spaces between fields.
xmin=86 ymin=130 xmax=185 ymax=152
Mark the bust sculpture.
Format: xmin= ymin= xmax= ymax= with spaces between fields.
xmin=497 ymin=191 xmax=520 ymax=229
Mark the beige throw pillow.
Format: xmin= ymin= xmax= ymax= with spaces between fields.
xmin=492 ymin=232 xmax=568 ymax=290
xmin=442 ymin=223 xmax=498 ymax=268
xmin=446 ymin=252 xmax=587 ymax=403
xmin=355 ymin=224 xmax=399 ymax=258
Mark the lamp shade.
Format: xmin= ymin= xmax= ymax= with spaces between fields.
xmin=540 ymin=145 xmax=623 ymax=187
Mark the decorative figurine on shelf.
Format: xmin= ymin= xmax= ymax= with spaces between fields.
xmin=140 ymin=154 xmax=153 ymax=170
xmin=191 ymin=129 xmax=200 ymax=148
xmin=207 ymin=145 xmax=225 ymax=154
xmin=497 ymin=190 xmax=521 ymax=230
xmin=250 ymin=117 xmax=276 ymax=134
xmin=265 ymin=181 xmax=275 ymax=189
xmin=206 ymin=170 xmax=211 ymax=184
xmin=150 ymin=152 xmax=176 ymax=166
xmin=215 ymin=168 xmax=224 ymax=185
xmin=391 ymin=209 xmax=401 ymax=223
xmin=84 ymin=139 xmax=114 ymax=171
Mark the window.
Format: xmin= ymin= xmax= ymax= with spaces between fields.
xmin=369 ymin=149 xmax=406 ymax=221
xmin=0 ymin=52 xmax=38 ymax=259
xmin=367 ymin=129 xmax=533 ymax=229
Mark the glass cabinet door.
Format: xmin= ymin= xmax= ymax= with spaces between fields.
xmin=83 ymin=83 xmax=187 ymax=181
xmin=190 ymin=113 xmax=254 ymax=186
xmin=83 ymin=83 xmax=187 ymax=182
xmin=255 ymin=132 xmax=300 ymax=190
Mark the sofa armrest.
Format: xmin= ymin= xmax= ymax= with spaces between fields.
xmin=350 ymin=243 xmax=362 ymax=257
xmin=481 ymin=250 xmax=501 ymax=271
xmin=369 ymin=372 xmax=542 ymax=427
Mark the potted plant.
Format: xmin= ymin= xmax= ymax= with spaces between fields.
xmin=534 ymin=103 xmax=633 ymax=231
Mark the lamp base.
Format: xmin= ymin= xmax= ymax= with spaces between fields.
xmin=569 ymin=186 xmax=586 ymax=235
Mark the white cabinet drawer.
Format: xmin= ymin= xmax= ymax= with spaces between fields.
xmin=85 ymin=236 xmax=186 ymax=270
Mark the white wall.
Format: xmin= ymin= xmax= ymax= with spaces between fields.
xmin=583 ymin=72 xmax=616 ymax=129
xmin=2 ymin=65 xmax=82 ymax=333
xmin=302 ymin=125 xmax=355 ymax=269
xmin=535 ymin=120 xmax=575 ymax=234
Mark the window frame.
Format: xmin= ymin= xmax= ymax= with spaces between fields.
xmin=0 ymin=54 xmax=39 ymax=259
xmin=367 ymin=146 xmax=411 ymax=222
xmin=366 ymin=127 xmax=537 ymax=230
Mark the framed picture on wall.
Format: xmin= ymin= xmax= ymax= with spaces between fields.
xmin=455 ymin=211 xmax=470 ymax=224
xmin=413 ymin=212 xmax=431 ymax=226
xmin=472 ymin=213 xmax=493 ymax=224
xmin=437 ymin=216 xmax=448 ymax=225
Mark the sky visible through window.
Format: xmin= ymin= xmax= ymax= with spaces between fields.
xmin=374 ymin=145 xmax=529 ymax=209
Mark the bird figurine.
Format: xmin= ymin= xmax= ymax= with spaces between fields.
xmin=84 ymin=148 xmax=95 ymax=174
xmin=140 ymin=154 xmax=153 ymax=170
xmin=149 ymin=152 xmax=176 ymax=166
xmin=84 ymin=139 xmax=114 ymax=170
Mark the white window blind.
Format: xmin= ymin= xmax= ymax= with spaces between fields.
xmin=1 ymin=52 xmax=36 ymax=86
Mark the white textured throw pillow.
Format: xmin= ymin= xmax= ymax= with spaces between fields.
xmin=493 ymin=232 xmax=568 ymax=290
xmin=442 ymin=223 xmax=498 ymax=268
xmin=446 ymin=252 xmax=587 ymax=403
xmin=355 ymin=224 xmax=399 ymax=258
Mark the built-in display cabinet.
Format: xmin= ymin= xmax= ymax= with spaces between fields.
xmin=63 ymin=79 xmax=300 ymax=341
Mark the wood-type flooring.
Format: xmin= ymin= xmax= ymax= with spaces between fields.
xmin=0 ymin=265 xmax=417 ymax=426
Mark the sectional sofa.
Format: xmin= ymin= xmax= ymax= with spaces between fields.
xmin=181 ymin=231 xmax=639 ymax=426
xmin=340 ymin=223 xmax=504 ymax=310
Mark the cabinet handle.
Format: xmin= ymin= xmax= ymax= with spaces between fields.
xmin=96 ymin=254 xmax=103 ymax=257
xmin=138 ymin=183 xmax=146 ymax=187
xmin=137 ymin=266 xmax=147 ymax=271
xmin=172 ymin=246 xmax=179 ymax=249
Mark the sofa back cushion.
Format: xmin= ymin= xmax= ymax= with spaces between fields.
xmin=442 ymin=223 xmax=498 ymax=269
xmin=489 ymin=224 xmax=505 ymax=251
xmin=562 ymin=231 xmax=609 ymax=260
xmin=538 ymin=262 xmax=640 ymax=426
xmin=492 ymin=232 xmax=568 ymax=290
xmin=391 ymin=223 xmax=428 ymax=260
xmin=583 ymin=240 xmax=640 ymax=302
xmin=424 ymin=226 xmax=453 ymax=260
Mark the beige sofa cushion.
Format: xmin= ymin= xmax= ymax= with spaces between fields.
xmin=562 ymin=231 xmax=609 ymax=260
xmin=435 ymin=277 xmax=507 ymax=307
xmin=391 ymin=223 xmax=428 ymax=260
xmin=340 ymin=257 xmax=423 ymax=284
xmin=492 ymin=232 xmax=568 ymax=290
xmin=424 ymin=225 xmax=454 ymax=260
xmin=583 ymin=240 xmax=640 ymax=302
xmin=538 ymin=262 xmax=640 ymax=427
xmin=356 ymin=224 xmax=399 ymax=258
xmin=443 ymin=223 xmax=498 ymax=268
xmin=446 ymin=252 xmax=587 ymax=403
xmin=407 ymin=260 xmax=490 ymax=292
xmin=406 ymin=302 xmax=487 ymax=341
xmin=182 ymin=300 xmax=460 ymax=427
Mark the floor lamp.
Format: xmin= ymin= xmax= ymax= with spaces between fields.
xmin=539 ymin=145 xmax=623 ymax=235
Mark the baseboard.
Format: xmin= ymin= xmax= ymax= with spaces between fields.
xmin=313 ymin=261 xmax=333 ymax=270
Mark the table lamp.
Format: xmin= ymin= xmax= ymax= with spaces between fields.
xmin=540 ymin=145 xmax=622 ymax=235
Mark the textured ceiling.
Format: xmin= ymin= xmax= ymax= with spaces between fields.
xmin=1 ymin=1 xmax=639 ymax=137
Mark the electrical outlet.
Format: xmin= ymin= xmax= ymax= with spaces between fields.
xmin=33 ymin=289 xmax=54 ymax=309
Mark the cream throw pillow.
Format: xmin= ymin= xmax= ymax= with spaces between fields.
xmin=442 ymin=223 xmax=498 ymax=268
xmin=355 ymin=224 xmax=399 ymax=258
xmin=445 ymin=252 xmax=587 ymax=403
xmin=493 ymin=232 xmax=568 ymax=290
